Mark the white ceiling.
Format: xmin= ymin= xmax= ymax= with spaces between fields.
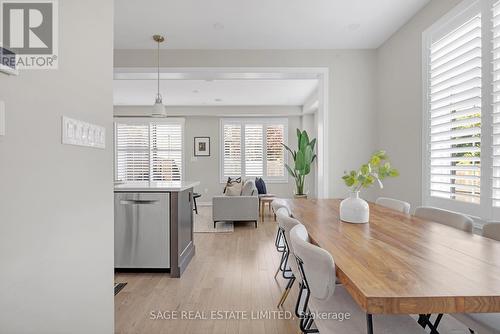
xmin=114 ymin=0 xmax=429 ymax=49
xmin=114 ymin=79 xmax=319 ymax=106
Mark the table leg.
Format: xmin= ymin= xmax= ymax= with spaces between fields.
xmin=366 ymin=314 xmax=373 ymax=334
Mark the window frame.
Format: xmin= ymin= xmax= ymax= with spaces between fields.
xmin=114 ymin=117 xmax=185 ymax=183
xmin=422 ymin=0 xmax=494 ymax=219
xmin=219 ymin=118 xmax=289 ymax=184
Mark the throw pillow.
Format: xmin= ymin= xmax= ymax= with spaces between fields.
xmin=241 ymin=180 xmax=255 ymax=196
xmin=223 ymin=177 xmax=242 ymax=193
xmin=225 ymin=182 xmax=242 ymax=196
xmin=255 ymin=177 xmax=267 ymax=195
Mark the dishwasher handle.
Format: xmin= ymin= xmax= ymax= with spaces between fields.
xmin=120 ymin=199 xmax=159 ymax=205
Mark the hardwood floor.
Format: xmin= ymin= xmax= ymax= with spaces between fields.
xmin=115 ymin=207 xmax=470 ymax=334
xmin=115 ymin=208 xmax=300 ymax=334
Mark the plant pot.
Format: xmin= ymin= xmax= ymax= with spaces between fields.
xmin=294 ymin=194 xmax=308 ymax=199
xmin=339 ymin=191 xmax=369 ymax=224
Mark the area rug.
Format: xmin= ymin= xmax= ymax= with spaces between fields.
xmin=114 ymin=282 xmax=127 ymax=295
xmin=194 ymin=206 xmax=234 ymax=233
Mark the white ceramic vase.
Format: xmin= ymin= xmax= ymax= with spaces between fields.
xmin=339 ymin=191 xmax=369 ymax=224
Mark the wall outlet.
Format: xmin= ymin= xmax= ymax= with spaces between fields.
xmin=62 ymin=116 xmax=105 ymax=149
xmin=0 ymin=101 xmax=5 ymax=136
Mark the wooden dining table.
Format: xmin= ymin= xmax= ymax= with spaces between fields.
xmin=283 ymin=198 xmax=500 ymax=334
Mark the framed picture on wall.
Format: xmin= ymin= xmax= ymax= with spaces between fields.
xmin=194 ymin=137 xmax=210 ymax=156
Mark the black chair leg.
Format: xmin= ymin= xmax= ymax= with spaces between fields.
xmin=193 ymin=196 xmax=198 ymax=214
xmin=213 ymin=221 xmax=216 ymax=228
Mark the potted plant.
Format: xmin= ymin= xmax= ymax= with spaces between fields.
xmin=282 ymin=129 xmax=317 ymax=198
xmin=340 ymin=150 xmax=399 ymax=223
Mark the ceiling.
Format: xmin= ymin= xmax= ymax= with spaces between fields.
xmin=114 ymin=79 xmax=318 ymax=106
xmin=114 ymin=0 xmax=430 ymax=49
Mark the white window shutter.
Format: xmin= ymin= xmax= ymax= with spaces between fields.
xmin=150 ymin=123 xmax=183 ymax=181
xmin=266 ymin=124 xmax=285 ymax=177
xmin=244 ymin=124 xmax=264 ymax=177
xmin=493 ymin=1 xmax=500 ymax=207
xmin=428 ymin=14 xmax=482 ymax=204
xmin=115 ymin=123 xmax=150 ymax=182
xmin=223 ymin=124 xmax=242 ymax=178
xmin=114 ymin=120 xmax=184 ymax=183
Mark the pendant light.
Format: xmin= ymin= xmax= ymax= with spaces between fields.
xmin=152 ymin=34 xmax=166 ymax=117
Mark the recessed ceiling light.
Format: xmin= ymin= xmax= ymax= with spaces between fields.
xmin=213 ymin=22 xmax=224 ymax=30
xmin=214 ymin=98 xmax=222 ymax=102
xmin=192 ymin=90 xmax=199 ymax=93
xmin=347 ymin=23 xmax=361 ymax=31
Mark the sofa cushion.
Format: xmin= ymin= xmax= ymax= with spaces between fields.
xmin=255 ymin=177 xmax=267 ymax=195
xmin=225 ymin=183 xmax=242 ymax=196
xmin=241 ymin=180 xmax=256 ymax=196
xmin=223 ymin=177 xmax=242 ymax=194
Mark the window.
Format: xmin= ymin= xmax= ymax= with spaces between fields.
xmin=423 ymin=0 xmax=500 ymax=219
xmin=220 ymin=118 xmax=288 ymax=182
xmin=115 ymin=118 xmax=184 ymax=183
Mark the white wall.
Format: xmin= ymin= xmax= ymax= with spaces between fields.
xmin=114 ymin=106 xmax=302 ymax=201
xmin=376 ymin=0 xmax=462 ymax=209
xmin=0 ymin=1 xmax=114 ymax=333
xmin=114 ymin=49 xmax=378 ymax=200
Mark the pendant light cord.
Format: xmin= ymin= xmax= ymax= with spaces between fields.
xmin=157 ymin=40 xmax=160 ymax=98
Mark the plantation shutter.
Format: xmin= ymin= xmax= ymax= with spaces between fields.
xmin=428 ymin=13 xmax=482 ymax=204
xmin=223 ymin=123 xmax=242 ymax=178
xmin=493 ymin=1 xmax=500 ymax=207
xmin=266 ymin=124 xmax=285 ymax=177
xmin=114 ymin=120 xmax=184 ymax=183
xmin=244 ymin=124 xmax=264 ymax=177
xmin=115 ymin=123 xmax=150 ymax=182
xmin=151 ymin=123 xmax=183 ymax=181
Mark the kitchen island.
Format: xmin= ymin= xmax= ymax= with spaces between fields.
xmin=114 ymin=181 xmax=199 ymax=278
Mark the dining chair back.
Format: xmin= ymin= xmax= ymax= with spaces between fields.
xmin=290 ymin=224 xmax=336 ymax=301
xmin=414 ymin=206 xmax=473 ymax=233
xmin=375 ymin=197 xmax=410 ymax=214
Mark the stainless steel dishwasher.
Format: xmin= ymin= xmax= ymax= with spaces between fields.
xmin=114 ymin=192 xmax=170 ymax=269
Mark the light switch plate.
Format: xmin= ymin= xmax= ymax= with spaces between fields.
xmin=0 ymin=101 xmax=5 ymax=136
xmin=62 ymin=116 xmax=105 ymax=149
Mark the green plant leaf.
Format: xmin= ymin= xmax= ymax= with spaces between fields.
xmin=304 ymin=145 xmax=314 ymax=164
xmin=299 ymin=131 xmax=309 ymax=151
xmin=310 ymin=138 xmax=316 ymax=151
xmin=281 ymin=143 xmax=296 ymax=160
xmin=295 ymin=150 xmax=305 ymax=172
xmin=285 ymin=163 xmax=296 ymax=178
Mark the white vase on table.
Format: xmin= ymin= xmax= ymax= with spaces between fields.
xmin=340 ymin=191 xmax=369 ymax=224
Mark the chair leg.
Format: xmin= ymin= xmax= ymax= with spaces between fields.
xmin=193 ymin=196 xmax=198 ymax=214
xmin=255 ymin=220 xmax=258 ymax=228
xmin=213 ymin=221 xmax=216 ymax=228
xmin=277 ymin=276 xmax=295 ymax=308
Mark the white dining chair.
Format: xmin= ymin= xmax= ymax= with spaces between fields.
xmin=274 ymin=207 xmax=290 ymax=277
xmin=271 ymin=198 xmax=291 ymax=221
xmin=276 ymin=210 xmax=304 ymax=308
xmin=289 ymin=224 xmax=426 ymax=334
xmin=375 ymin=197 xmax=410 ymax=214
xmin=414 ymin=206 xmax=473 ymax=233
xmin=450 ymin=222 xmax=500 ymax=334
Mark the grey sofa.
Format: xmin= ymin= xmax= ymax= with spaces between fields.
xmin=212 ymin=179 xmax=259 ymax=228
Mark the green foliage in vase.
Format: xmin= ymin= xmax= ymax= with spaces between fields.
xmin=341 ymin=150 xmax=399 ymax=193
xmin=282 ymin=129 xmax=317 ymax=195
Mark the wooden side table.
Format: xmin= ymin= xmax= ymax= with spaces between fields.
xmin=259 ymin=195 xmax=275 ymax=222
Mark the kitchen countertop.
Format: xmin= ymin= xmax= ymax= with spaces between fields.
xmin=114 ymin=181 xmax=200 ymax=192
